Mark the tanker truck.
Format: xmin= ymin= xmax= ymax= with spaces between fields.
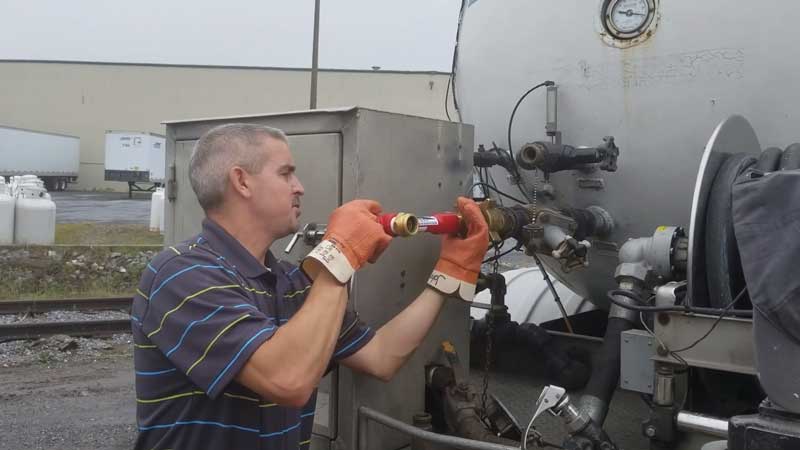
xmin=450 ymin=0 xmax=800 ymax=449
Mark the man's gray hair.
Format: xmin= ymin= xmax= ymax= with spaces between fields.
xmin=189 ymin=123 xmax=288 ymax=211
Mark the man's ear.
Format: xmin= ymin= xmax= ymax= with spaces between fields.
xmin=228 ymin=166 xmax=253 ymax=199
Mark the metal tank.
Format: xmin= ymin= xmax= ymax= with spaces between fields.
xmin=454 ymin=0 xmax=800 ymax=304
xmin=0 ymin=177 xmax=14 ymax=244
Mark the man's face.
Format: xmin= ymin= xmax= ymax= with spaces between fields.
xmin=248 ymin=137 xmax=305 ymax=238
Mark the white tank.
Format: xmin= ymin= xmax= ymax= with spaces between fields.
xmin=14 ymin=185 xmax=56 ymax=245
xmin=12 ymin=174 xmax=45 ymax=197
xmin=454 ymin=0 xmax=800 ymax=303
xmin=149 ymin=188 xmax=165 ymax=232
xmin=471 ymin=267 xmax=594 ymax=325
xmin=0 ymin=178 xmax=14 ymax=244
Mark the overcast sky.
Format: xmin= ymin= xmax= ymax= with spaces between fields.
xmin=0 ymin=0 xmax=460 ymax=71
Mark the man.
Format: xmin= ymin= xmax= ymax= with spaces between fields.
xmin=131 ymin=123 xmax=488 ymax=449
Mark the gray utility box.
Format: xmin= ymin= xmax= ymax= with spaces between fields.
xmin=164 ymin=107 xmax=474 ymax=450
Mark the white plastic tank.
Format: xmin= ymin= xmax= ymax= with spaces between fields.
xmin=14 ymin=184 xmax=56 ymax=245
xmin=149 ymin=188 xmax=165 ymax=233
xmin=472 ymin=267 xmax=594 ymax=325
xmin=0 ymin=177 xmax=14 ymax=244
xmin=12 ymin=174 xmax=45 ymax=197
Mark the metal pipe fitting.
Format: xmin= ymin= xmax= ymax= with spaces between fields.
xmin=380 ymin=212 xmax=419 ymax=236
xmin=653 ymin=365 xmax=675 ymax=407
xmin=676 ymin=411 xmax=729 ymax=438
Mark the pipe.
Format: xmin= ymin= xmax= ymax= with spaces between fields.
xmin=577 ymin=315 xmax=634 ymax=425
xmin=357 ymin=406 xmax=520 ymax=450
xmin=676 ymin=411 xmax=729 ymax=438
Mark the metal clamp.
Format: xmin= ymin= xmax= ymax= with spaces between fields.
xmin=531 ymin=385 xmax=568 ymax=423
xmin=284 ymin=223 xmax=327 ymax=254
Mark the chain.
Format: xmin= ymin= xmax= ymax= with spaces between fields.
xmin=480 ymin=306 xmax=494 ymax=417
xmin=481 ymin=245 xmax=501 ymax=417
xmin=532 ymin=173 xmax=538 ymax=222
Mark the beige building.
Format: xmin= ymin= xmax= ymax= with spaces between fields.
xmin=0 ymin=60 xmax=453 ymax=191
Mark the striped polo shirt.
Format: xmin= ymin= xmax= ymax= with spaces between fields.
xmin=131 ymin=218 xmax=374 ymax=450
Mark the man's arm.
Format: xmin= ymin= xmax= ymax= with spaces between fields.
xmin=342 ymin=197 xmax=488 ymax=381
xmin=236 ymin=199 xmax=392 ymax=407
xmin=236 ymin=270 xmax=347 ymax=407
xmin=341 ymin=287 xmax=445 ymax=381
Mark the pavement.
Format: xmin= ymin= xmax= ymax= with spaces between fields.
xmin=51 ymin=191 xmax=151 ymax=225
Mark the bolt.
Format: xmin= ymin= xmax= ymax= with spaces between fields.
xmin=645 ymin=425 xmax=657 ymax=438
xmin=657 ymin=313 xmax=670 ymax=326
xmin=657 ymin=345 xmax=669 ymax=357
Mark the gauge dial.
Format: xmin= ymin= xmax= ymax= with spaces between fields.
xmin=603 ymin=0 xmax=655 ymax=40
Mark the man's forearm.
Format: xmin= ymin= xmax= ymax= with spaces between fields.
xmin=237 ymin=270 xmax=348 ymax=405
xmin=372 ymin=287 xmax=446 ymax=379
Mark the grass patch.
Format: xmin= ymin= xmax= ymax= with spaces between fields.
xmin=56 ymin=223 xmax=163 ymax=246
xmin=0 ymin=246 xmax=158 ymax=300
xmin=0 ymin=224 xmax=163 ymax=299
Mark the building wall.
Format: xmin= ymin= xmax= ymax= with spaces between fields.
xmin=0 ymin=61 xmax=455 ymax=190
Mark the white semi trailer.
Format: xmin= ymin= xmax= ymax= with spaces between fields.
xmin=104 ymin=130 xmax=166 ymax=197
xmin=0 ymin=125 xmax=79 ymax=191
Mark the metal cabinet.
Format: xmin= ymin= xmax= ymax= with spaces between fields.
xmin=165 ymin=107 xmax=474 ymax=450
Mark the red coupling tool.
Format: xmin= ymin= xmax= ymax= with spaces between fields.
xmin=379 ymin=212 xmax=464 ymax=237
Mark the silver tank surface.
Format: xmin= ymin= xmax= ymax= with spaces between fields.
xmin=455 ymin=0 xmax=800 ymax=304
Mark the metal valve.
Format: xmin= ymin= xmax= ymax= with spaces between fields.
xmin=284 ymin=223 xmax=327 ymax=254
xmin=529 ymin=385 xmax=619 ymax=450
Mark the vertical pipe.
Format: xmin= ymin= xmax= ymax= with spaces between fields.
xmin=309 ymin=0 xmax=320 ymax=109
xmin=358 ymin=407 xmax=368 ymax=450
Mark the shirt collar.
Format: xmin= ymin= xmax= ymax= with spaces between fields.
xmin=200 ymin=218 xmax=280 ymax=282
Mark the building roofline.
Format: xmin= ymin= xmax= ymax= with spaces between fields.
xmin=0 ymin=59 xmax=451 ymax=76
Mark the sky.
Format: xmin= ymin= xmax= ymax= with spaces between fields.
xmin=0 ymin=0 xmax=461 ymax=71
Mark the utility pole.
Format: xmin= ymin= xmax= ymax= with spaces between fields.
xmin=310 ymin=0 xmax=320 ymax=109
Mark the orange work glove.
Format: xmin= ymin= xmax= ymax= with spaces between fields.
xmin=302 ymin=199 xmax=393 ymax=283
xmin=427 ymin=197 xmax=489 ymax=301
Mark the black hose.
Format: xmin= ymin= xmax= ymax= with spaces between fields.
xmin=606 ymin=289 xmax=753 ymax=316
xmin=780 ymin=143 xmax=800 ymax=170
xmin=471 ymin=319 xmax=590 ymax=390
xmin=580 ymin=316 xmax=633 ymax=426
xmin=757 ymin=147 xmax=783 ymax=172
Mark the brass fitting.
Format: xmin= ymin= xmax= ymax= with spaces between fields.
xmin=390 ymin=212 xmax=419 ymax=237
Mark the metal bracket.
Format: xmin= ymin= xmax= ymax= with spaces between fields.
xmin=166 ymin=164 xmax=177 ymax=201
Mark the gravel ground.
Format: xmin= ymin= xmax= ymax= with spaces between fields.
xmin=0 ymin=311 xmax=131 ymax=368
xmin=0 ymin=338 xmax=136 ymax=450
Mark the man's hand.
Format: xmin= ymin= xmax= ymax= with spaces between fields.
xmin=302 ymin=199 xmax=393 ymax=283
xmin=427 ymin=197 xmax=489 ymax=301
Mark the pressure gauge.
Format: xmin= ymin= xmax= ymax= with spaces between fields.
xmin=602 ymin=0 xmax=656 ymax=40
